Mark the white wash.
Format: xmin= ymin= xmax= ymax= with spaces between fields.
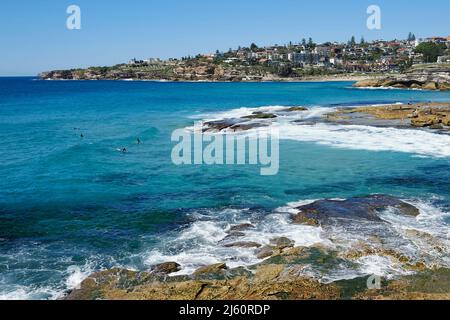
xmin=171 ymin=122 xmax=279 ymax=176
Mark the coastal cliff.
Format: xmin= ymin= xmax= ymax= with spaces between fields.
xmin=353 ymin=64 xmax=450 ymax=90
xmin=38 ymin=63 xmax=366 ymax=82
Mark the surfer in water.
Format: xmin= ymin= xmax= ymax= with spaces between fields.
xmin=137 ymin=138 xmax=141 ymax=144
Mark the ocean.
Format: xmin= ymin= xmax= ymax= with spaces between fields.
xmin=0 ymin=77 xmax=449 ymax=299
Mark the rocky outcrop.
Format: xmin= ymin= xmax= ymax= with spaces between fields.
xmin=202 ymin=107 xmax=308 ymax=133
xmin=327 ymin=102 xmax=450 ymax=130
xmin=353 ymin=65 xmax=450 ymax=91
xmin=65 ymin=253 xmax=450 ymax=300
xmin=292 ymin=195 xmax=420 ymax=227
xmin=150 ymin=262 xmax=181 ymax=275
xmin=242 ymin=112 xmax=277 ymax=119
xmin=62 ymin=192 xmax=450 ymax=301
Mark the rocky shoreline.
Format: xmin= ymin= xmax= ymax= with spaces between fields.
xmin=66 ymin=195 xmax=449 ymax=300
xmin=39 ymin=70 xmax=370 ymax=83
xmin=326 ymin=102 xmax=450 ymax=130
xmin=200 ymin=102 xmax=450 ymax=133
xmin=353 ymin=64 xmax=450 ymax=91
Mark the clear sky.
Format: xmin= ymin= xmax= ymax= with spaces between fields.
xmin=1 ymin=0 xmax=449 ymax=75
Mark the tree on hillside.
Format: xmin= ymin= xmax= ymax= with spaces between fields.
xmin=307 ymin=37 xmax=315 ymax=49
xmin=349 ymin=36 xmax=356 ymax=46
xmin=360 ymin=37 xmax=366 ymax=45
xmin=407 ymin=32 xmax=416 ymax=42
xmin=301 ymin=38 xmax=307 ymax=47
xmin=250 ymin=43 xmax=258 ymax=51
xmin=415 ymin=42 xmax=446 ymax=63
xmin=277 ymin=65 xmax=293 ymax=77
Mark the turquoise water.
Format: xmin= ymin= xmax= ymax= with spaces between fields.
xmin=0 ymin=78 xmax=450 ymax=299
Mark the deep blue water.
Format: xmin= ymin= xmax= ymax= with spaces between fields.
xmin=0 ymin=77 xmax=449 ymax=299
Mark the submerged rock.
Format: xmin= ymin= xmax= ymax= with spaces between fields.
xmin=242 ymin=112 xmax=277 ymax=119
xmin=224 ymin=241 xmax=262 ymax=248
xmin=229 ymin=223 xmax=255 ymax=232
xmin=285 ymin=106 xmax=308 ymax=112
xmin=203 ymin=119 xmax=268 ymax=132
xmin=292 ymin=195 xmax=420 ymax=226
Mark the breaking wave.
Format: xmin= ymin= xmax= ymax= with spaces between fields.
xmin=194 ymin=105 xmax=450 ymax=158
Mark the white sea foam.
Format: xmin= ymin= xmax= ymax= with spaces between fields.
xmin=0 ymin=286 xmax=63 ymax=301
xmin=65 ymin=264 xmax=94 ymax=291
xmin=145 ymin=208 xmax=325 ymax=275
xmin=192 ymin=104 xmax=450 ymax=158
xmin=356 ymin=255 xmax=415 ymax=278
xmin=191 ymin=105 xmax=332 ymax=122
xmin=283 ymin=197 xmax=449 ymax=281
xmin=279 ymin=122 xmax=450 ymax=158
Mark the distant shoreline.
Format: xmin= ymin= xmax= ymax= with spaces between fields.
xmin=39 ymin=75 xmax=373 ymax=83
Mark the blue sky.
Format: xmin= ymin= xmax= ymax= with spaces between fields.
xmin=1 ymin=0 xmax=449 ymax=75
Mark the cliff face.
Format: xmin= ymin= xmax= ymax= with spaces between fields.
xmin=38 ymin=62 xmax=269 ymax=82
xmin=353 ymin=64 xmax=450 ymax=90
xmin=39 ymin=67 xmax=177 ymax=81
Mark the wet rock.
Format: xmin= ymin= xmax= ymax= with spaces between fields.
xmin=292 ymin=195 xmax=420 ymax=226
xmin=230 ymin=122 xmax=269 ymax=131
xmin=203 ymin=120 xmax=268 ymax=132
xmin=270 ymin=237 xmax=295 ymax=250
xmin=150 ymin=262 xmax=181 ymax=275
xmin=286 ymin=107 xmax=308 ymax=112
xmin=203 ymin=119 xmax=238 ymax=132
xmin=224 ymin=241 xmax=262 ymax=248
xmin=255 ymin=246 xmax=277 ymax=259
xmin=242 ymin=112 xmax=277 ymax=119
xmin=193 ymin=263 xmax=228 ymax=276
xmin=222 ymin=231 xmax=246 ymax=240
xmin=229 ymin=223 xmax=255 ymax=232
xmin=291 ymin=213 xmax=320 ymax=226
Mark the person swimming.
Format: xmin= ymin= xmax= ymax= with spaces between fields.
xmin=137 ymin=138 xmax=141 ymax=144
xmin=80 ymin=133 xmax=84 ymax=138
xmin=122 ymin=148 xmax=127 ymax=153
